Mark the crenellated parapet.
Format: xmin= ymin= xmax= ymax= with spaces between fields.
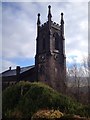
xmin=51 ymin=21 xmax=60 ymax=30
xmin=40 ymin=21 xmax=48 ymax=28
xmin=39 ymin=21 xmax=61 ymax=31
xmin=37 ymin=5 xmax=64 ymax=32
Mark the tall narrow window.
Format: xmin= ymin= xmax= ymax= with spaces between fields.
xmin=55 ymin=33 xmax=59 ymax=50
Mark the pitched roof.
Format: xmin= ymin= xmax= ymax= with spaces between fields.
xmin=1 ymin=65 xmax=35 ymax=77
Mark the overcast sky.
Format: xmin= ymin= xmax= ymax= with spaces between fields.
xmin=0 ymin=1 xmax=88 ymax=72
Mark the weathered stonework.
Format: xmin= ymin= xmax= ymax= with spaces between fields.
xmin=35 ymin=5 xmax=66 ymax=93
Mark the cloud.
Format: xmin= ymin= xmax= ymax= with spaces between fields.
xmin=0 ymin=3 xmax=2 ymax=58
xmin=2 ymin=0 xmax=89 ymax=2
xmin=2 ymin=2 xmax=36 ymax=59
xmin=0 ymin=59 xmax=16 ymax=73
xmin=1 ymin=2 xmax=88 ymax=72
xmin=64 ymin=2 xmax=88 ymax=62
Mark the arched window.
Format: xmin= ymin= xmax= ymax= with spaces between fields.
xmin=54 ymin=32 xmax=59 ymax=50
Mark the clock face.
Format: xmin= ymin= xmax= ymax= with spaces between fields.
xmin=54 ymin=54 xmax=60 ymax=61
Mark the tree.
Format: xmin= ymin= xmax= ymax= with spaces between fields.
xmin=88 ymin=54 xmax=90 ymax=104
xmin=66 ymin=56 xmax=90 ymax=104
xmin=66 ymin=62 xmax=81 ymax=102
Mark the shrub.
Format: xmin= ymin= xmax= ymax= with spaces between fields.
xmin=2 ymin=81 xmax=90 ymax=118
xmin=2 ymin=84 xmax=21 ymax=115
xmin=76 ymin=105 xmax=90 ymax=117
xmin=31 ymin=109 xmax=64 ymax=120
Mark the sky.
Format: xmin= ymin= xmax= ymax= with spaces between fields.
xmin=0 ymin=1 xmax=89 ymax=73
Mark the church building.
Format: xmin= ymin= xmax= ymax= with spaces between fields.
xmin=1 ymin=5 xmax=66 ymax=93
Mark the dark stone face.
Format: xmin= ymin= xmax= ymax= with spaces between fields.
xmin=35 ymin=19 xmax=66 ymax=93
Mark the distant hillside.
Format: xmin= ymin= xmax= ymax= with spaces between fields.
xmin=2 ymin=81 xmax=90 ymax=119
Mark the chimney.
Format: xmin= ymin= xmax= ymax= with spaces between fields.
xmin=9 ymin=67 xmax=11 ymax=70
xmin=16 ymin=66 xmax=20 ymax=81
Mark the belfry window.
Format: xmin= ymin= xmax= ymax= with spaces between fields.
xmin=54 ymin=33 xmax=59 ymax=50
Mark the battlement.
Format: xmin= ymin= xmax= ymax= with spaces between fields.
xmin=40 ymin=21 xmax=60 ymax=30
xmin=40 ymin=21 xmax=48 ymax=28
xmin=52 ymin=22 xmax=60 ymax=27
xmin=51 ymin=21 xmax=60 ymax=30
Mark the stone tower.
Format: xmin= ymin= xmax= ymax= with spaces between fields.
xmin=35 ymin=5 xmax=66 ymax=93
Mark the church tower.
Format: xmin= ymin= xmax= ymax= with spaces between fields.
xmin=35 ymin=5 xmax=66 ymax=93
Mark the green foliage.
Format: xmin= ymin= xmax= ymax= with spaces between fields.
xmin=76 ymin=105 xmax=90 ymax=118
xmin=2 ymin=81 xmax=90 ymax=119
xmin=2 ymin=84 xmax=21 ymax=114
xmin=60 ymin=114 xmax=88 ymax=120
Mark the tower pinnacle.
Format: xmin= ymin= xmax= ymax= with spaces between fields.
xmin=48 ymin=5 xmax=52 ymax=22
xmin=37 ymin=13 xmax=41 ymax=26
xmin=61 ymin=12 xmax=64 ymax=37
xmin=37 ymin=13 xmax=41 ymax=36
xmin=61 ymin=12 xmax=64 ymax=24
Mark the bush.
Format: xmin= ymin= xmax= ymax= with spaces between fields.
xmin=2 ymin=81 xmax=90 ymax=118
xmin=2 ymin=84 xmax=21 ymax=114
xmin=31 ymin=109 xmax=64 ymax=120
xmin=76 ymin=105 xmax=90 ymax=118
xmin=60 ymin=115 xmax=85 ymax=120
xmin=2 ymin=81 xmax=32 ymax=118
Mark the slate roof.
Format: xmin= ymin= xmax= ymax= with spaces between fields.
xmin=1 ymin=65 xmax=35 ymax=77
